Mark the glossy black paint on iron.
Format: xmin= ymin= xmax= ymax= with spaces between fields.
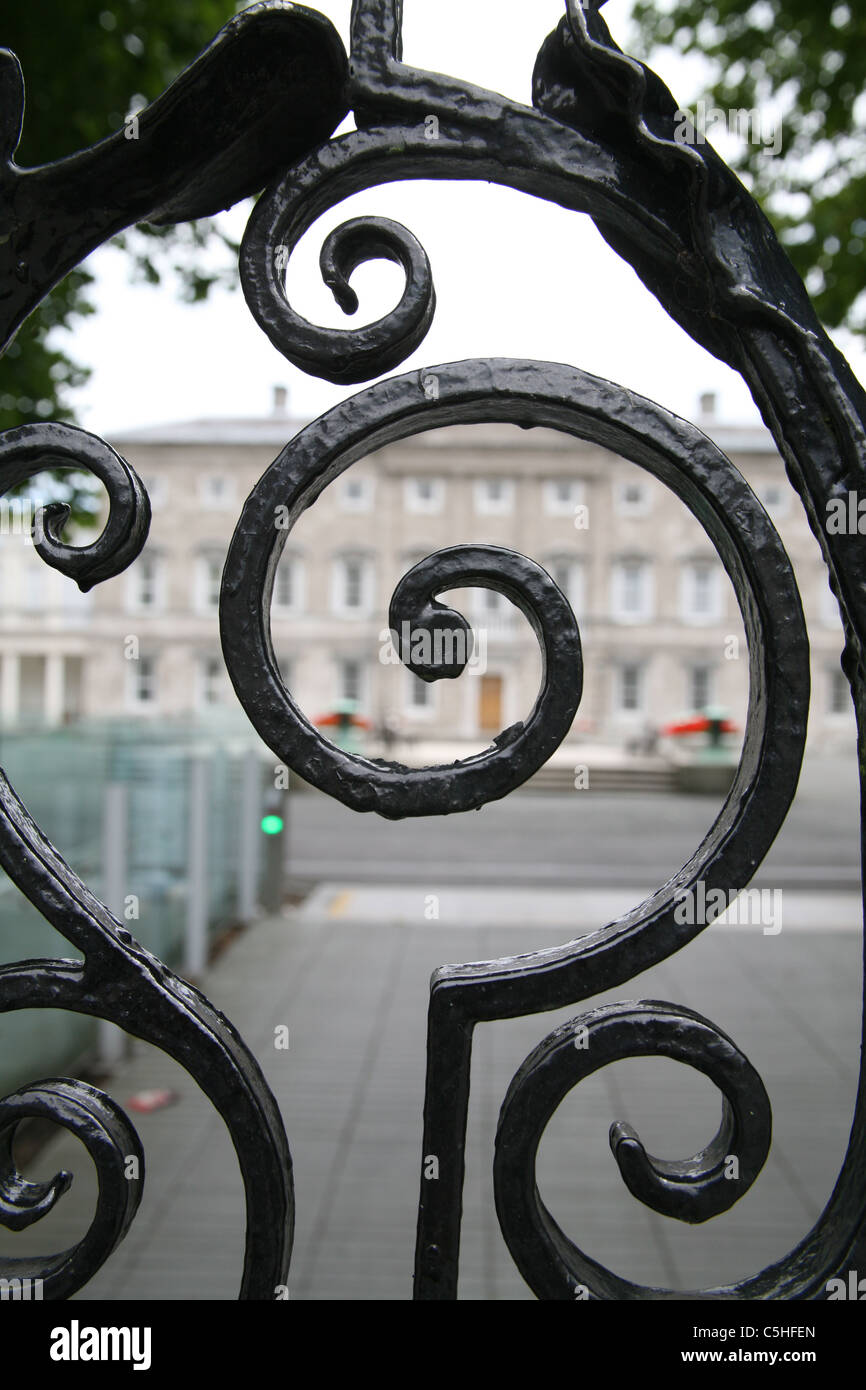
xmin=219 ymin=367 xmax=587 ymax=820
xmin=2 ymin=0 xmax=865 ymax=1303
xmin=0 ymin=3 xmax=350 ymax=352
xmin=494 ymin=1003 xmax=773 ymax=1299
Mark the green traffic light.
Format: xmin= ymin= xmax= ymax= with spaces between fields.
xmin=261 ymin=814 xmax=284 ymax=835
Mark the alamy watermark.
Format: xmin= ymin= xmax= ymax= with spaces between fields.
xmin=826 ymin=492 xmax=866 ymax=534
xmin=675 ymin=880 xmax=783 ymax=936
xmin=1 ymin=1276 xmax=43 ymax=1300
xmin=49 ymin=1320 xmax=151 ymax=1371
xmin=379 ymin=622 xmax=488 ymax=675
xmin=0 ymin=498 xmax=45 ymax=542
xmin=826 ymin=1270 xmax=866 ymax=1300
xmin=674 ymin=102 xmax=783 ymax=157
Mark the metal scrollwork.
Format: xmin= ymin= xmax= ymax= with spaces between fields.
xmin=221 ymin=353 xmax=813 ymax=1296
xmin=494 ymin=1002 xmax=773 ymax=1299
xmin=233 ymin=0 xmax=866 ymax=1300
xmin=0 ymin=425 xmax=293 ymax=1298
xmin=2 ymin=0 xmax=866 ymax=1300
xmin=220 ymin=365 xmax=592 ymax=817
xmin=241 ymin=210 xmax=437 ymax=386
xmin=0 ymin=1079 xmax=145 ymax=1299
xmin=0 ymin=0 xmax=355 ymax=1302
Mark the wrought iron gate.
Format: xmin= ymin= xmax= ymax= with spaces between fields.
xmin=1 ymin=0 xmax=865 ymax=1300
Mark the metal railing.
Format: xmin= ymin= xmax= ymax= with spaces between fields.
xmin=1 ymin=0 xmax=865 ymax=1301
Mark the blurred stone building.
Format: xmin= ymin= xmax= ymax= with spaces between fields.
xmin=0 ymin=389 xmax=853 ymax=757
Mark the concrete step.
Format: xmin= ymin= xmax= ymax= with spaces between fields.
xmin=290 ymin=754 xmax=677 ymax=796
xmin=524 ymin=762 xmax=676 ymax=793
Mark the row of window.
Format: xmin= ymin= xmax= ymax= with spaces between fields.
xmin=126 ymin=552 xmax=732 ymax=625
xmin=335 ymin=660 xmax=855 ymax=720
xmin=6 ymin=543 xmax=841 ymax=630
xmin=130 ymin=654 xmax=229 ymax=709
xmin=399 ymin=477 xmax=586 ymax=517
xmin=617 ymin=662 xmax=714 ymax=716
xmin=618 ymin=665 xmax=853 ymax=719
xmin=128 ymin=652 xmax=436 ymax=714
xmin=142 ymin=474 xmax=584 ymax=517
xmin=141 ymin=472 xmax=793 ymax=521
xmin=125 ymin=652 xmax=852 ymax=722
xmin=144 ymin=474 xmax=235 ymax=510
xmin=1 ymin=565 xmax=92 ymax=614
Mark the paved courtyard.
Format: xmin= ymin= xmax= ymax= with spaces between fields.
xmin=4 ymin=883 xmax=861 ymax=1301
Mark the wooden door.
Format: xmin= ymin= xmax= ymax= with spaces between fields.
xmin=479 ymin=674 xmax=503 ymax=732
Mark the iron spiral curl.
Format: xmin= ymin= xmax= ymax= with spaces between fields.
xmin=0 ymin=1078 xmax=144 ymax=1299
xmin=493 ymin=1002 xmax=772 ymax=1301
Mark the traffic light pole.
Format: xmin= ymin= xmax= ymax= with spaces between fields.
xmin=259 ymin=769 xmax=288 ymax=915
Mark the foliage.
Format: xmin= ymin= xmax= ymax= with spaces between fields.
xmin=0 ymin=1 xmax=238 ymax=519
xmin=631 ymin=0 xmax=866 ymax=337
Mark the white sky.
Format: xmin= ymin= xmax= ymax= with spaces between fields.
xmin=61 ymin=0 xmax=866 ymax=435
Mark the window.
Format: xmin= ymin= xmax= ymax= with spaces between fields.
xmin=471 ymin=585 xmax=516 ymax=635
xmin=615 ymin=663 xmax=645 ymax=714
xmin=273 ymin=554 xmax=304 ymax=614
xmin=200 ymin=475 xmax=235 ymax=510
xmin=820 ymin=576 xmax=840 ymax=627
xmin=760 ymin=483 xmax=790 ymax=520
xmin=611 ymin=558 xmax=653 ymax=622
xmin=404 ymin=478 xmax=444 ymax=514
xmin=544 ymin=479 xmax=584 ymax=516
xmin=274 ymin=563 xmax=294 ymax=611
xmin=680 ymin=559 xmax=723 ymax=624
xmin=689 ymin=664 xmax=713 ymax=711
xmin=141 ymin=475 xmax=167 ymax=509
xmin=546 ymin=557 xmax=584 ymax=617
xmin=195 ymin=553 xmax=223 ymax=612
xmin=200 ymin=656 xmax=225 ymax=707
xmin=340 ymin=475 xmax=374 ymax=512
xmin=127 ymin=553 xmax=162 ymax=613
xmin=829 ymin=669 xmax=849 ymax=716
xmin=345 ymin=559 xmax=362 ymax=608
xmin=407 ymin=672 xmax=433 ymax=713
xmin=474 ymin=478 xmax=514 ymax=515
xmin=614 ymin=479 xmax=652 ymax=517
xmin=137 ymin=557 xmax=158 ymax=609
xmin=339 ymin=659 xmax=363 ymax=704
xmin=129 ymin=655 xmax=157 ymax=707
xmin=332 ymin=554 xmax=374 ymax=616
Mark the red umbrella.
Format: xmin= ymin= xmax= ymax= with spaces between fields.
xmin=663 ymin=715 xmax=738 ymax=736
xmin=315 ymin=711 xmax=372 ymax=730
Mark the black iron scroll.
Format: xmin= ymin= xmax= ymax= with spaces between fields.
xmin=0 ymin=1 xmax=350 ymax=1301
xmin=3 ymin=0 xmax=866 ymax=1299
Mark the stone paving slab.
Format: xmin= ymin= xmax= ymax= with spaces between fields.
xmin=1 ymin=896 xmax=860 ymax=1301
xmin=299 ymin=885 xmax=863 ymax=931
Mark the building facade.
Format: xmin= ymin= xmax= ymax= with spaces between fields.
xmin=0 ymin=392 xmax=854 ymax=757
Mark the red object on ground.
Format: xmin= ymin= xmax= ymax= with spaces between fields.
xmin=126 ymin=1088 xmax=179 ymax=1113
xmin=314 ymin=712 xmax=371 ymax=729
xmin=663 ymin=716 xmax=738 ymax=736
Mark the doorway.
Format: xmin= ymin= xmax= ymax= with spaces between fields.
xmin=478 ymin=674 xmax=503 ymax=732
